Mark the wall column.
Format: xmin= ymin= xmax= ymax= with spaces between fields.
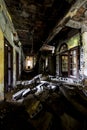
xmin=19 ymin=49 xmax=21 ymax=77
xmin=56 ymin=54 xmax=59 ymax=76
xmin=81 ymin=24 xmax=87 ymax=78
xmin=13 ymin=47 xmax=16 ymax=87
xmin=0 ymin=29 xmax=4 ymax=101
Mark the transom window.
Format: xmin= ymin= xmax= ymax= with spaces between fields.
xmin=59 ymin=43 xmax=68 ymax=53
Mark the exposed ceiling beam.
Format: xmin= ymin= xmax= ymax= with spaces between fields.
xmin=66 ymin=19 xmax=81 ymax=29
xmin=40 ymin=44 xmax=55 ymax=51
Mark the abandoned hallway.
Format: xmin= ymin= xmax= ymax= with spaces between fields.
xmin=0 ymin=0 xmax=87 ymax=129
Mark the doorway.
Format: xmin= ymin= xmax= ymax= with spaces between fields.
xmin=4 ymin=39 xmax=13 ymax=92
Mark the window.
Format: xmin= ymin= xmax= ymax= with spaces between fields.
xmin=59 ymin=44 xmax=68 ymax=77
xmin=59 ymin=43 xmax=79 ymax=78
xmin=60 ymin=52 xmax=68 ymax=77
xmin=61 ymin=55 xmax=68 ymax=72
xmin=69 ymin=47 xmax=79 ymax=78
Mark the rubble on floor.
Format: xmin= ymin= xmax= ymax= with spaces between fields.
xmin=3 ymin=74 xmax=87 ymax=130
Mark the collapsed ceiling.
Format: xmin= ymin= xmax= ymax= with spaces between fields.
xmin=4 ymin=0 xmax=75 ymax=55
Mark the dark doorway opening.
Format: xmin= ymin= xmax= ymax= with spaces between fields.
xmin=4 ymin=38 xmax=13 ymax=92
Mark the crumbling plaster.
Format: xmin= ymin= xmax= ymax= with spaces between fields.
xmin=0 ymin=0 xmax=22 ymax=97
xmin=79 ymin=24 xmax=87 ymax=79
xmin=0 ymin=0 xmax=21 ymax=53
xmin=45 ymin=0 xmax=87 ymax=44
xmin=81 ymin=31 xmax=87 ymax=78
xmin=56 ymin=23 xmax=87 ymax=81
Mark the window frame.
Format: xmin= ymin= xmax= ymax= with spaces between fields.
xmin=68 ymin=46 xmax=79 ymax=78
xmin=59 ymin=51 xmax=68 ymax=77
xmin=59 ymin=44 xmax=79 ymax=78
xmin=59 ymin=43 xmax=68 ymax=77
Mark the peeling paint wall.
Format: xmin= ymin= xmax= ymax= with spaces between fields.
xmin=79 ymin=47 xmax=84 ymax=80
xmin=0 ymin=0 xmax=22 ymax=90
xmin=55 ymin=26 xmax=87 ymax=87
xmin=56 ymin=28 xmax=87 ymax=82
xmin=0 ymin=1 xmax=21 ymax=53
xmin=82 ymin=32 xmax=87 ymax=78
xmin=0 ymin=29 xmax=4 ymax=100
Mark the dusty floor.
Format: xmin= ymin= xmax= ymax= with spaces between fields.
xmin=1 ymin=88 xmax=87 ymax=130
